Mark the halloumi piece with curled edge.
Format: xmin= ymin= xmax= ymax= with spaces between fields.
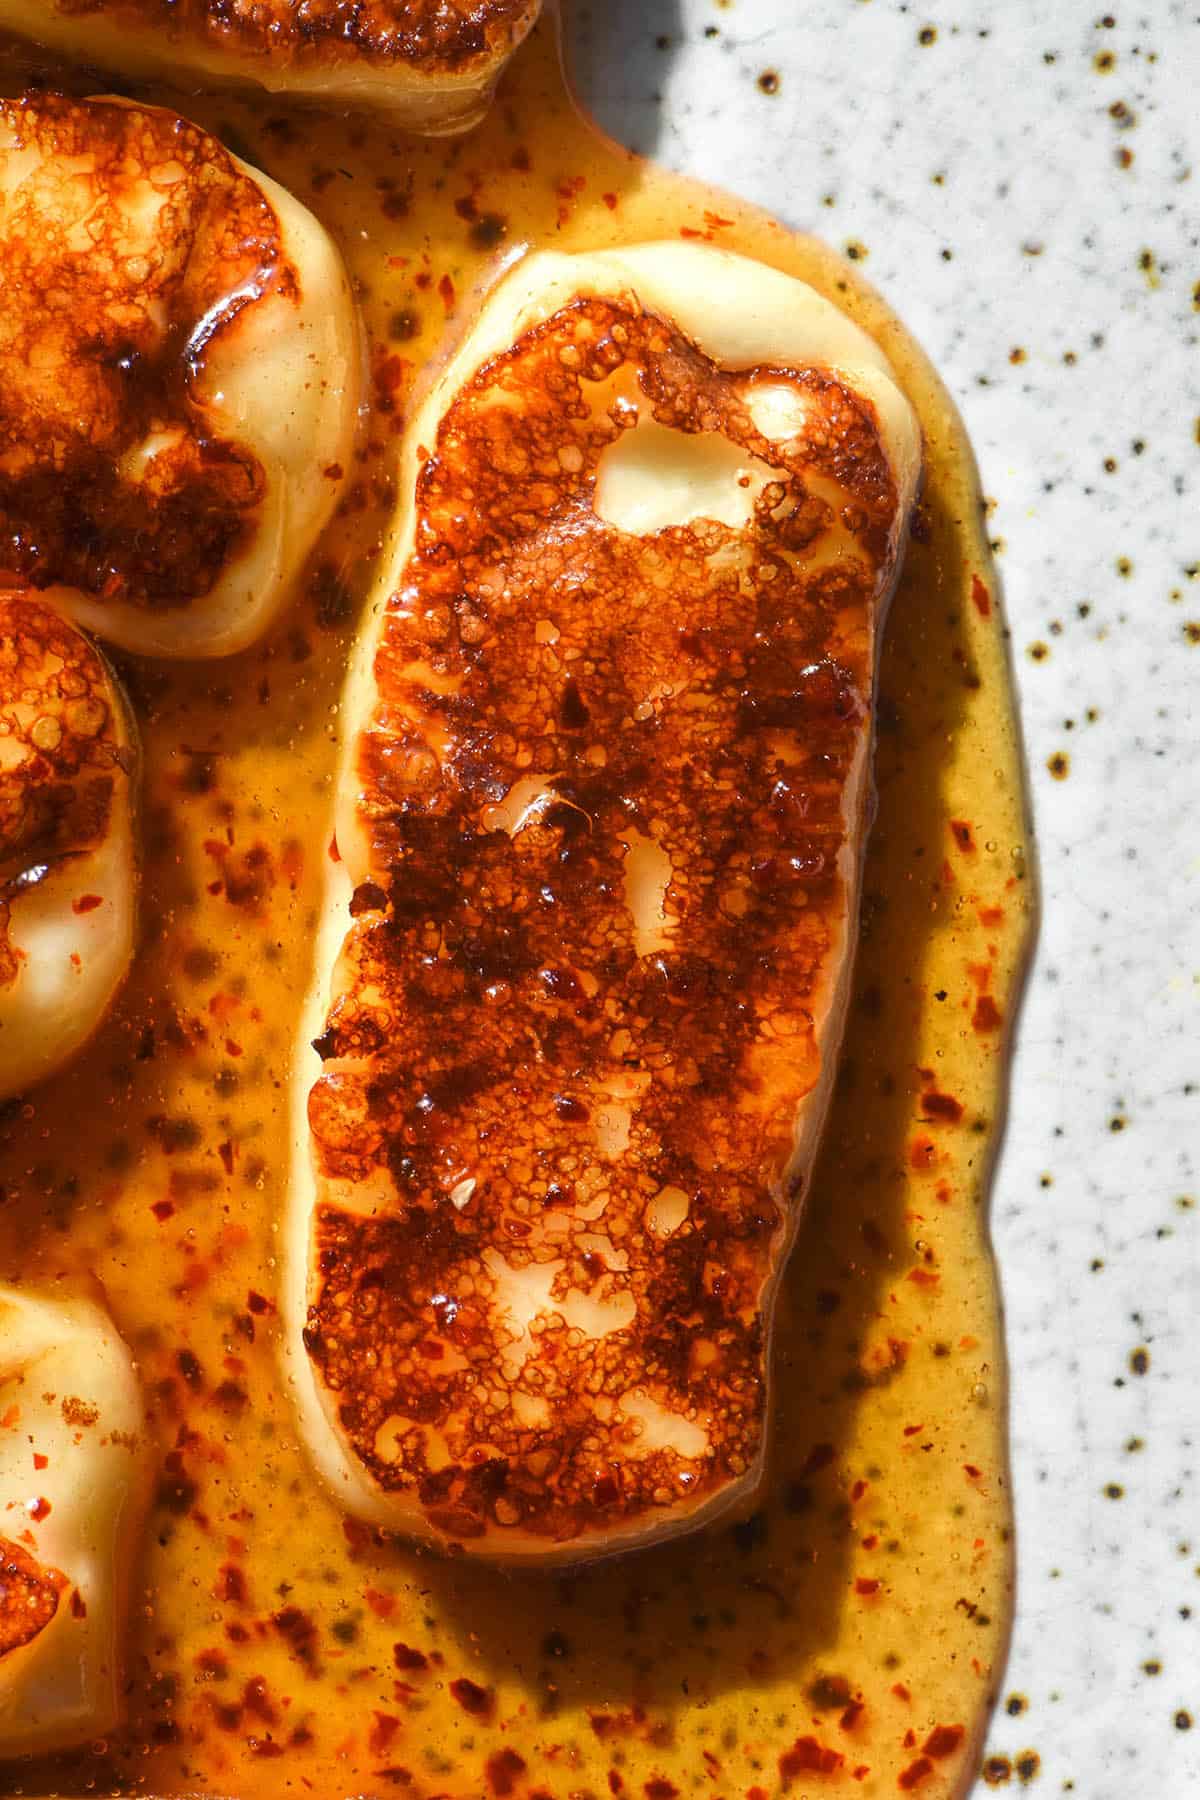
xmin=0 ymin=92 xmax=360 ymax=659
xmin=0 ymin=594 xmax=136 ymax=1103
xmin=0 ymin=1286 xmax=149 ymax=1756
xmin=289 ymin=243 xmax=921 ymax=1563
xmin=0 ymin=1 xmax=541 ymax=134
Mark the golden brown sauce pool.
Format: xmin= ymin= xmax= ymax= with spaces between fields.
xmin=0 ymin=19 xmax=1032 ymax=1798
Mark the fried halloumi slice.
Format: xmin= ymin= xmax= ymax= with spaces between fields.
xmin=288 ymin=243 xmax=921 ymax=1563
xmin=0 ymin=92 xmax=360 ymax=659
xmin=0 ymin=594 xmax=136 ymax=1103
xmin=0 ymin=1 xmax=541 ymax=134
xmin=0 ymin=1286 xmax=149 ymax=1757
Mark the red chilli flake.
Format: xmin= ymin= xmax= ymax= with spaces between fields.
xmin=971 ymin=574 xmax=992 ymax=617
xmin=242 ymin=1676 xmax=278 ymax=1724
xmin=921 ymin=1090 xmax=965 ymax=1123
xmin=924 ymin=1724 xmax=966 ymax=1759
xmin=898 ymin=1756 xmax=935 ymax=1789
xmin=854 ymin=1577 xmax=880 ymax=1596
xmin=485 ymin=1748 xmax=527 ymax=1796
xmin=973 ymin=994 xmax=1004 ymax=1032
xmin=950 ymin=819 xmax=976 ymax=853
xmin=28 ymin=1496 xmax=51 ymax=1521
xmin=369 ymin=1713 xmax=401 ymax=1756
xmin=644 ymin=1781 xmax=680 ymax=1800
xmin=215 ymin=1563 xmax=248 ymax=1606
xmin=392 ymin=1642 xmax=428 ymax=1672
xmin=71 ymin=893 xmax=103 ymax=914
xmin=909 ymin=1135 xmax=937 ymax=1170
xmin=779 ymin=1736 xmax=844 ymax=1785
xmin=449 ymin=1676 xmax=493 ymax=1718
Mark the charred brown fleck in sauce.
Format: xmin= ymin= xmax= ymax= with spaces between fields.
xmin=51 ymin=0 xmax=537 ymax=73
xmin=0 ymin=94 xmax=292 ymax=612
xmin=0 ymin=1534 xmax=66 ymax=1656
xmin=307 ymin=297 xmax=900 ymax=1544
xmin=0 ymin=593 xmax=123 ymax=977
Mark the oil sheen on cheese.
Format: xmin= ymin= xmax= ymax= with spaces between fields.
xmin=0 ymin=18 xmax=1033 ymax=1798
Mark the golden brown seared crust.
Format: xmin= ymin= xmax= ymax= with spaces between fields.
xmin=0 ymin=1536 xmax=67 ymax=1659
xmin=51 ymin=0 xmax=539 ymax=72
xmin=305 ymin=297 xmax=897 ymax=1548
xmin=0 ymin=594 xmax=125 ymax=983
xmin=0 ymin=93 xmax=294 ymax=614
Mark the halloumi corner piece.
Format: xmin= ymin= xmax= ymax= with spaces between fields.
xmin=0 ymin=1286 xmax=149 ymax=1757
xmin=0 ymin=594 xmax=137 ymax=1103
xmin=0 ymin=92 xmax=361 ymax=659
xmin=288 ymin=242 xmax=921 ymax=1563
xmin=0 ymin=1 xmax=541 ymax=134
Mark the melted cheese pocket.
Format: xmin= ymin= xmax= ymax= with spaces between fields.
xmin=289 ymin=243 xmax=921 ymax=1563
xmin=0 ymin=93 xmax=360 ymax=660
xmin=0 ymin=595 xmax=136 ymax=1103
xmin=0 ymin=1 xmax=540 ymax=134
xmin=0 ymin=1286 xmax=149 ymax=1757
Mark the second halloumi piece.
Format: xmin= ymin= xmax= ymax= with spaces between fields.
xmin=0 ymin=1287 xmax=150 ymax=1757
xmin=289 ymin=243 xmax=921 ymax=1562
xmin=0 ymin=2 xmax=541 ymax=134
xmin=0 ymin=92 xmax=360 ymax=659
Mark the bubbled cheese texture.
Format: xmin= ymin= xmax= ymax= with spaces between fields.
xmin=0 ymin=1287 xmax=149 ymax=1756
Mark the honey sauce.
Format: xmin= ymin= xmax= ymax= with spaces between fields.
xmin=0 ymin=16 xmax=1033 ymax=1797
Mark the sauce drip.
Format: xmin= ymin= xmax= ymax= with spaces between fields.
xmin=0 ymin=17 xmax=1032 ymax=1797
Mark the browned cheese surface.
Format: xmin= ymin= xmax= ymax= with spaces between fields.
xmin=49 ymin=0 xmax=537 ymax=72
xmin=0 ymin=1534 xmax=66 ymax=1659
xmin=305 ymin=296 xmax=901 ymax=1549
xmin=0 ymin=94 xmax=292 ymax=614
xmin=0 ymin=594 xmax=123 ymax=981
